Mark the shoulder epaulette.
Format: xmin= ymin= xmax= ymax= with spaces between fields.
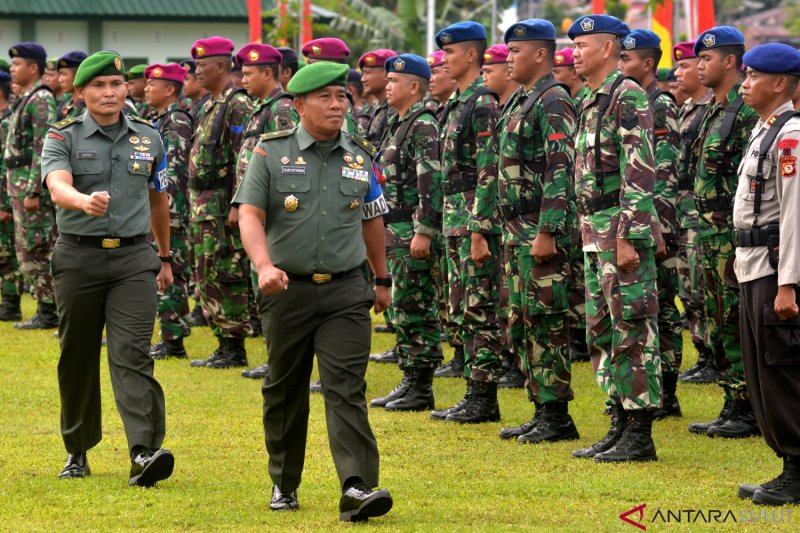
xmin=130 ymin=115 xmax=155 ymax=127
xmin=259 ymin=129 xmax=294 ymax=142
xmin=350 ymin=134 xmax=377 ymax=157
xmin=53 ymin=116 xmax=81 ymax=130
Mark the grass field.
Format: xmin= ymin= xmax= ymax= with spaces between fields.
xmin=1 ymin=295 xmax=798 ymax=531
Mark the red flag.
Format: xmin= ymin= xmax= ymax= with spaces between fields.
xmin=696 ymin=0 xmax=716 ymax=33
xmin=591 ymin=0 xmax=605 ymax=14
xmin=301 ymin=0 xmax=313 ymax=46
xmin=247 ymin=0 xmax=262 ymax=43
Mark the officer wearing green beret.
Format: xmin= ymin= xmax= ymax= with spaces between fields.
xmin=41 ymin=51 xmax=176 ymax=487
xmin=235 ymin=61 xmax=394 ymax=521
xmin=126 ymin=64 xmax=154 ymax=117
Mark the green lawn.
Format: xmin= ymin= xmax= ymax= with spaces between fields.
xmin=1 ymin=295 xmax=797 ymax=531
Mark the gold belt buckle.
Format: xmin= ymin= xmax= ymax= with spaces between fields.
xmin=101 ymin=238 xmax=121 ymax=249
xmin=311 ymin=273 xmax=332 ymax=284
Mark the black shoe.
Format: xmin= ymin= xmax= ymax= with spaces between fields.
xmin=653 ymin=371 xmax=682 ymax=419
xmin=445 ymin=380 xmax=501 ymax=424
xmin=150 ymin=338 xmax=188 ymax=360
xmin=15 ymin=302 xmax=59 ymax=329
xmin=310 ymin=380 xmax=322 ymax=393
xmin=752 ymin=463 xmax=800 ymax=506
xmin=369 ymin=346 xmax=399 ymax=364
xmin=677 ymin=363 xmax=703 ymax=380
xmin=499 ymin=406 xmax=542 ymax=440
xmin=189 ymin=305 xmax=207 ymax=327
xmin=204 ymin=337 xmax=248 ymax=369
xmin=129 ymin=449 xmax=174 ymax=487
xmin=371 ymin=370 xmax=413 ymax=408
xmin=681 ymin=365 xmax=723 ymax=384
xmin=339 ymin=483 xmax=393 ymax=522
xmin=739 ymin=459 xmax=789 ymax=500
xmin=374 ymin=324 xmax=394 ymax=334
xmin=249 ymin=317 xmax=262 ymax=338
xmin=385 ymin=367 xmax=435 ymax=411
xmin=431 ymin=379 xmax=472 ymax=420
xmin=688 ymin=399 xmax=733 ymax=435
xmin=498 ymin=364 xmax=525 ymax=389
xmin=707 ymin=400 xmax=761 ymax=438
xmin=518 ymin=402 xmax=580 ymax=444
xmin=0 ymin=294 xmax=22 ymax=321
xmin=572 ymin=404 xmax=627 ymax=459
xmin=570 ymin=334 xmax=590 ymax=362
xmin=59 ymin=452 xmax=90 ymax=479
xmin=242 ymin=362 xmax=269 ymax=379
xmin=270 ymin=485 xmax=299 ymax=511
xmin=594 ymin=409 xmax=658 ymax=462
xmin=433 ymin=346 xmax=464 ymax=378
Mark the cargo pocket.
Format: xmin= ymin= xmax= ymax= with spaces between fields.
xmin=217 ymin=247 xmax=248 ymax=284
xmin=527 ymin=272 xmax=569 ymax=316
xmin=762 ymin=305 xmax=800 ymax=366
xmin=617 ymin=253 xmax=659 ymax=321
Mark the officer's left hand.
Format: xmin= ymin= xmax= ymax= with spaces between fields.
xmin=531 ymin=232 xmax=557 ymax=263
xmin=156 ymin=263 xmax=173 ymax=292
xmin=227 ymin=207 xmax=239 ymax=229
xmin=410 ymin=234 xmax=431 ymax=259
xmin=23 ymin=196 xmax=40 ymax=213
xmin=617 ymin=238 xmax=640 ymax=273
xmin=774 ymin=285 xmax=799 ymax=320
xmin=373 ymin=285 xmax=391 ymax=314
xmin=471 ymin=232 xmax=490 ymax=268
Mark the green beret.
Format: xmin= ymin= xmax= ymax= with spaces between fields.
xmin=46 ymin=58 xmax=58 ymax=71
xmin=0 ymin=58 xmax=9 ymax=71
xmin=657 ymin=67 xmax=671 ymax=82
xmin=287 ymin=61 xmax=348 ymax=95
xmin=126 ymin=64 xmax=147 ymax=80
xmin=73 ymin=51 xmax=126 ymax=87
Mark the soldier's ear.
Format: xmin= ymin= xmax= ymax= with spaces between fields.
xmin=293 ymin=95 xmax=305 ymax=116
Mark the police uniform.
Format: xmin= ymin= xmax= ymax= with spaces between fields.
xmin=40 ymin=51 xmax=174 ymax=486
xmin=733 ymin=44 xmax=800 ymax=506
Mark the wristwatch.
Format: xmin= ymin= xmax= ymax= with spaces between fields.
xmin=374 ymin=276 xmax=392 ymax=288
xmin=157 ymin=250 xmax=174 ymax=263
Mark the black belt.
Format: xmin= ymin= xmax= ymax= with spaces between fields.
xmin=442 ymin=172 xmax=478 ymax=196
xmin=576 ymin=192 xmax=620 ymax=216
xmin=694 ymin=195 xmax=732 ymax=214
xmin=498 ymin=197 xmax=540 ymax=221
xmin=189 ymin=178 xmax=229 ymax=191
xmin=383 ymin=209 xmax=414 ymax=224
xmin=734 ymin=225 xmax=779 ymax=247
xmin=60 ymin=233 xmax=148 ymax=249
xmin=286 ymin=267 xmax=360 ymax=284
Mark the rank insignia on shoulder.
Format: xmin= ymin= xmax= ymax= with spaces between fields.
xmin=350 ymin=134 xmax=377 ymax=157
xmin=260 ymin=129 xmax=294 ymax=142
xmin=53 ymin=116 xmax=79 ymax=130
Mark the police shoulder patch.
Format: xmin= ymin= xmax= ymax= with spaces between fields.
xmin=259 ymin=129 xmax=294 ymax=142
xmin=350 ymin=134 xmax=377 ymax=157
xmin=53 ymin=116 xmax=81 ymax=130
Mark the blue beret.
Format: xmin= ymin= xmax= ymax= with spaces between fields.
xmin=385 ymin=54 xmax=431 ymax=80
xmin=503 ymin=19 xmax=556 ymax=43
xmin=58 ymin=51 xmax=88 ymax=69
xmin=693 ymin=26 xmax=744 ymax=56
xmin=8 ymin=42 xmax=47 ymax=62
xmin=622 ymin=29 xmax=661 ymax=51
xmin=0 ymin=71 xmax=10 ymax=84
xmin=743 ymin=43 xmax=800 ymax=77
xmin=567 ymin=15 xmax=630 ymax=40
xmin=436 ymin=21 xmax=487 ymax=49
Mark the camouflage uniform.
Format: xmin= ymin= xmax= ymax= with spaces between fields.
xmin=646 ymin=80 xmax=682 ymax=373
xmin=56 ymin=96 xmax=86 ymax=120
xmin=440 ymin=77 xmax=503 ymax=382
xmin=693 ymin=84 xmax=758 ymax=402
xmin=379 ymin=101 xmax=443 ymax=367
xmin=575 ymin=71 xmax=662 ymax=410
xmin=188 ymin=84 xmax=253 ymax=339
xmin=498 ymin=75 xmax=577 ymax=404
xmin=354 ymin=101 xmax=373 ymax=136
xmin=4 ymin=81 xmax=57 ymax=305
xmin=153 ymin=103 xmax=193 ymax=341
xmin=0 ymin=107 xmax=22 ymax=300
xmin=676 ymin=92 xmax=712 ymax=351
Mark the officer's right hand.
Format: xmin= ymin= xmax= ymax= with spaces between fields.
xmin=258 ymin=265 xmax=289 ymax=296
xmin=774 ymin=285 xmax=799 ymax=320
xmin=82 ymin=191 xmax=110 ymax=217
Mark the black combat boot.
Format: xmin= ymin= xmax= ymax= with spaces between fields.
xmin=374 ymin=323 xmax=394 ymax=334
xmin=572 ymin=403 xmax=627 ymax=459
xmin=242 ymin=362 xmax=269 ymax=379
xmin=678 ymin=342 xmax=711 ymax=379
xmin=499 ymin=402 xmax=542 ymax=440
xmin=498 ymin=363 xmax=525 ymax=389
xmin=204 ymin=337 xmax=248 ymax=368
xmin=653 ymin=371 xmax=682 ymax=419
xmin=706 ymin=399 xmax=760 ymax=438
xmin=369 ymin=346 xmax=398 ymax=364
xmin=752 ymin=458 xmax=800 ymax=506
xmin=190 ymin=338 xmax=225 ymax=367
xmin=445 ymin=380 xmax=500 ymax=423
xmin=309 ymin=380 xmax=323 ymax=393
xmin=433 ymin=345 xmax=465 ymax=378
xmin=570 ymin=331 xmax=590 ymax=362
xmin=370 ymin=369 xmax=413 ymax=408
xmin=149 ymin=338 xmax=188 ymax=360
xmin=594 ymin=409 xmax=658 ymax=462
xmin=0 ymin=293 xmax=22 ymax=321
xmin=385 ymin=367 xmax=435 ymax=411
xmin=739 ymin=458 xmax=789 ymax=500
xmin=688 ymin=399 xmax=732 ymax=434
xmin=518 ymin=401 xmax=580 ymax=444
xmin=189 ymin=305 xmax=207 ymax=327
xmin=15 ymin=301 xmax=59 ymax=329
xmin=431 ymin=379 xmax=472 ymax=420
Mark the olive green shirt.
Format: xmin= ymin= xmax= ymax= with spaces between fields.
xmin=233 ymin=124 xmax=388 ymax=275
xmin=40 ymin=111 xmax=167 ymax=237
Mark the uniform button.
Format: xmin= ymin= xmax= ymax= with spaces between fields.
xmin=112 ymin=210 xmax=118 ymax=215
xmin=291 ymin=184 xmax=296 ymax=189
xmin=323 ymin=163 xmax=327 ymax=167
xmin=320 ymin=260 xmax=325 ymax=265
xmin=320 ymin=236 xmax=326 ymax=242
xmin=85 ymin=167 xmax=90 ymax=172
xmin=113 ymin=188 xmax=119 ymax=193
xmin=322 ymin=186 xmax=328 ymax=191
xmin=353 ymin=187 xmax=358 ymax=192
xmin=322 ymin=210 xmax=327 ymax=216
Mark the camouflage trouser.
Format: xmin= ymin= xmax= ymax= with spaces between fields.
xmin=497 ymin=249 xmax=513 ymax=360
xmin=12 ymin=196 xmax=56 ymax=304
xmin=387 ymin=247 xmax=442 ymax=368
xmin=433 ymin=234 xmax=460 ymax=347
xmin=567 ymin=226 xmax=586 ymax=335
xmin=154 ymin=231 xmax=191 ymax=341
xmin=0 ymin=216 xmax=23 ymax=296
xmin=656 ymin=240 xmax=683 ymax=372
xmin=192 ymin=219 xmax=252 ymax=338
xmin=585 ymin=248 xmax=662 ymax=410
xmin=381 ymin=256 xmax=396 ymax=330
xmin=446 ymin=234 xmax=502 ymax=382
xmin=506 ymin=243 xmax=573 ymax=404
xmin=677 ymin=226 xmax=706 ymax=349
xmin=700 ymin=230 xmax=746 ymax=401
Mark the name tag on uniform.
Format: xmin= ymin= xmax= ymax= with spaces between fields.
xmin=341 ymin=166 xmax=369 ymax=182
xmin=130 ymin=153 xmax=155 ymax=161
xmin=281 ymin=165 xmax=306 ymax=175
xmin=76 ymin=151 xmax=96 ymax=159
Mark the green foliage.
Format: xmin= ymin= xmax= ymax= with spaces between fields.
xmin=786 ymin=3 xmax=800 ymax=35
xmin=606 ymin=0 xmax=629 ymax=21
